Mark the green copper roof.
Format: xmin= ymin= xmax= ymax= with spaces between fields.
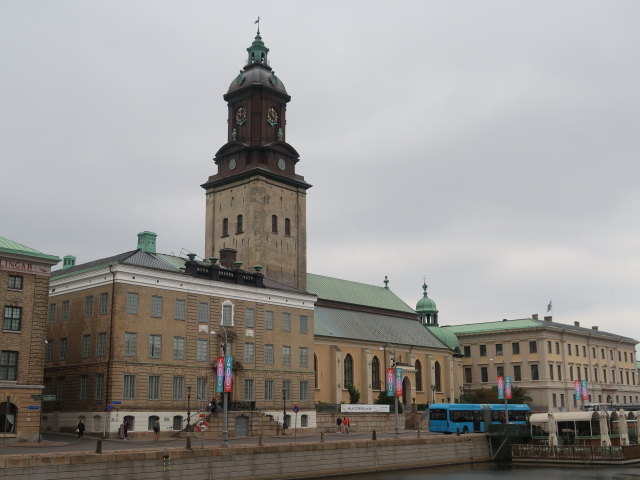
xmin=443 ymin=319 xmax=542 ymax=335
xmin=246 ymin=32 xmax=269 ymax=66
xmin=426 ymin=326 xmax=460 ymax=350
xmin=0 ymin=236 xmax=60 ymax=262
xmin=306 ymin=273 xmax=415 ymax=314
xmin=416 ymin=282 xmax=438 ymax=313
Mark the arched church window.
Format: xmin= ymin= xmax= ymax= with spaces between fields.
xmin=415 ymin=360 xmax=423 ymax=391
xmin=272 ymin=215 xmax=278 ymax=234
xmin=222 ymin=218 xmax=229 ymax=237
xmin=434 ymin=361 xmax=441 ymax=392
xmin=344 ymin=354 xmax=354 ymax=387
xmin=236 ymin=215 xmax=243 ymax=234
xmin=285 ymin=218 xmax=291 ymax=236
xmin=371 ymin=356 xmax=381 ymax=390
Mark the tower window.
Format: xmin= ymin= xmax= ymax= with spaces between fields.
xmin=272 ymin=215 xmax=278 ymax=234
xmin=222 ymin=218 xmax=229 ymax=237
xmin=236 ymin=215 xmax=243 ymax=234
xmin=285 ymin=218 xmax=291 ymax=236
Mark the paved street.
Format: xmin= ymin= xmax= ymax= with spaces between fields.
xmin=0 ymin=429 xmax=439 ymax=456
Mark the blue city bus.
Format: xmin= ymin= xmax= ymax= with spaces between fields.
xmin=428 ymin=403 xmax=531 ymax=434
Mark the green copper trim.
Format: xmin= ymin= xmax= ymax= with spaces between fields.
xmin=246 ymin=33 xmax=270 ymax=66
xmin=0 ymin=236 xmax=60 ymax=262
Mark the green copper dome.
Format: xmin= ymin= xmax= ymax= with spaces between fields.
xmin=416 ymin=282 xmax=438 ymax=314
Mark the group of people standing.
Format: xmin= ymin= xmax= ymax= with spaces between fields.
xmin=336 ymin=416 xmax=350 ymax=434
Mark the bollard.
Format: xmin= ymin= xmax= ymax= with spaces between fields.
xmin=372 ymin=430 xmax=377 ymax=441
xmin=258 ymin=433 xmax=263 ymax=446
xmin=417 ymin=428 xmax=421 ymax=438
xmin=186 ymin=435 xmax=192 ymax=450
xmin=320 ymin=432 xmax=324 ymax=443
xmin=95 ymin=439 xmax=102 ymax=454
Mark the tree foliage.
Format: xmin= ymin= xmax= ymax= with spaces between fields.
xmin=346 ymin=383 xmax=361 ymax=404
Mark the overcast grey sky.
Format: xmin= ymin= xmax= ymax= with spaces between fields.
xmin=2 ymin=1 xmax=639 ymax=339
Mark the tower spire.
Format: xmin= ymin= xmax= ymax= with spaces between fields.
xmin=254 ymin=16 xmax=261 ymax=35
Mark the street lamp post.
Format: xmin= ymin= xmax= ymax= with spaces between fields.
xmin=282 ymin=387 xmax=287 ymax=434
xmin=211 ymin=326 xmax=229 ymax=447
xmin=431 ymin=384 xmax=436 ymax=403
xmin=186 ymin=385 xmax=192 ymax=430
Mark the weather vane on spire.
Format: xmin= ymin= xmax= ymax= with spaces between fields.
xmin=254 ymin=16 xmax=261 ymax=35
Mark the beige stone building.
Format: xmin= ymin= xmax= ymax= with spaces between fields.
xmin=0 ymin=236 xmax=59 ymax=441
xmin=45 ymin=232 xmax=316 ymax=436
xmin=444 ymin=315 xmax=639 ymax=412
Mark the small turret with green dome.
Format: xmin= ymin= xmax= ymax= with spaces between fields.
xmin=416 ymin=281 xmax=438 ymax=326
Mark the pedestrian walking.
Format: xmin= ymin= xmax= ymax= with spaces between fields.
xmin=336 ymin=416 xmax=342 ymax=434
xmin=76 ymin=420 xmax=85 ymax=439
xmin=123 ymin=418 xmax=130 ymax=439
xmin=343 ymin=416 xmax=350 ymax=434
xmin=152 ymin=418 xmax=160 ymax=441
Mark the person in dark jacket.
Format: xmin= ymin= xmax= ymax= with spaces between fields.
xmin=76 ymin=420 xmax=86 ymax=438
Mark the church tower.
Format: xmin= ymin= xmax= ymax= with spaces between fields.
xmin=203 ymin=29 xmax=311 ymax=290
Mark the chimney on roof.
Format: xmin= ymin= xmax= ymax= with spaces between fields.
xmin=592 ymin=326 xmax=599 ymax=331
xmin=574 ymin=321 xmax=580 ymax=327
xmin=62 ymin=255 xmax=76 ymax=269
xmin=544 ymin=316 xmax=552 ymax=322
xmin=137 ymin=231 xmax=157 ymax=253
xmin=532 ymin=314 xmax=538 ymax=320
xmin=502 ymin=319 xmax=507 ymax=322
xmin=219 ymin=248 xmax=237 ymax=269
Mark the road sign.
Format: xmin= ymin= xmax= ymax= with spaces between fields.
xmin=112 ymin=400 xmax=122 ymax=405
xmin=105 ymin=404 xmax=113 ymax=412
xmin=27 ymin=405 xmax=40 ymax=410
xmin=199 ymin=413 xmax=206 ymax=418
xmin=293 ymin=405 xmax=299 ymax=414
xmin=43 ymin=394 xmax=56 ymax=402
xmin=195 ymin=420 xmax=208 ymax=432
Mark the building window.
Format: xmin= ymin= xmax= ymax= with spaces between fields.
xmin=583 ymin=346 xmax=587 ymax=357
xmin=56 ymin=377 xmax=65 ymax=401
xmin=372 ymin=356 xmax=381 ymax=390
xmin=95 ymin=373 xmax=105 ymax=400
xmin=84 ymin=296 xmax=93 ymax=317
xmin=434 ymin=361 xmax=442 ymax=391
xmin=149 ymin=335 xmax=161 ymax=358
xmin=282 ymin=312 xmax=291 ymax=331
xmin=285 ymin=218 xmax=291 ymax=236
xmin=601 ymin=348 xmax=605 ymax=359
xmin=61 ymin=300 xmax=69 ymax=322
xmin=610 ymin=350 xmax=614 ymax=360
xmin=79 ymin=376 xmax=88 ymax=400
xmin=244 ymin=379 xmax=254 ymax=401
xmin=3 ymin=306 xmax=21 ymax=331
xmin=99 ymin=292 xmax=109 ymax=315
xmin=479 ymin=345 xmax=487 ymax=356
xmin=568 ymin=343 xmax=572 ymax=355
xmin=512 ymin=342 xmax=520 ymax=355
xmin=197 ymin=339 xmax=208 ymax=361
xmin=236 ymin=215 xmax=243 ymax=234
xmin=271 ymin=215 xmax=278 ymax=234
xmin=282 ymin=345 xmax=292 ymax=367
xmin=557 ymin=364 xmax=562 ymax=381
xmin=463 ymin=345 xmax=471 ymax=357
xmin=531 ymin=364 xmax=539 ymax=380
xmin=594 ymin=367 xmax=599 ymax=383
xmin=0 ymin=351 xmax=18 ymax=380
xmin=151 ymin=296 xmax=163 ymax=318
xmin=222 ymin=302 xmax=233 ymax=326
xmin=619 ymin=351 xmax=622 ymax=362
xmin=60 ymin=338 xmax=67 ymax=360
xmin=560 ymin=394 xmax=565 ymax=407
xmin=264 ymin=344 xmax=274 ymax=366
xmin=124 ymin=332 xmax=137 ymax=356
xmin=569 ymin=365 xmax=574 ymax=380
xmin=265 ymin=311 xmax=274 ymax=330
xmin=513 ymin=365 xmax=522 ymax=381
xmin=549 ymin=364 xmax=554 ymax=380
xmin=552 ymin=393 xmax=557 ymax=408
xmin=123 ymin=375 xmax=136 ymax=399
xmin=299 ymin=347 xmax=308 ymax=368
xmin=97 ymin=332 xmax=107 ymax=357
xmin=529 ymin=341 xmax=537 ymax=354
xmin=603 ymin=368 xmax=607 ymax=383
xmin=575 ymin=345 xmax=579 ymax=356
xmin=497 ymin=366 xmax=504 ymax=378
xmin=126 ymin=293 xmax=139 ymax=314
xmin=415 ymin=359 xmax=423 ymax=391
xmin=547 ymin=341 xmax=552 ymax=353
xmin=625 ymin=351 xmax=628 ymax=362
xmin=464 ymin=367 xmax=472 ymax=384
xmin=592 ymin=347 xmax=596 ymax=358
xmin=300 ymin=381 xmax=308 ymax=401
xmin=556 ymin=342 xmax=560 ymax=354
xmin=480 ymin=367 xmax=488 ymax=383
xmin=283 ymin=380 xmax=291 ymax=401
xmin=299 ymin=315 xmax=308 ymax=334
xmin=173 ymin=337 xmax=185 ymax=360
xmin=175 ymin=299 xmax=186 ymax=321
xmin=301 ymin=415 xmax=309 ymax=427
xmin=222 ymin=218 xmax=229 ymax=237
xmin=344 ymin=354 xmax=354 ymax=386
xmin=244 ymin=343 xmax=255 ymax=364
xmin=148 ymin=376 xmax=160 ymax=400
xmin=265 ymin=379 xmax=274 ymax=401
xmin=173 ymin=376 xmax=184 ymax=400
xmin=45 ymin=341 xmax=53 ymax=362
xmin=196 ymin=377 xmax=207 ymax=400
xmin=8 ymin=275 xmax=23 ymax=290
xmin=245 ymin=308 xmax=255 ymax=328
xmin=82 ymin=334 xmax=91 ymax=359
xmin=198 ymin=302 xmax=209 ymax=323
xmin=48 ymin=303 xmax=56 ymax=324
xmin=496 ymin=344 xmax=503 ymax=356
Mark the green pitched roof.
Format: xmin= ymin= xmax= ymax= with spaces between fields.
xmin=443 ymin=319 xmax=542 ymax=335
xmin=426 ymin=326 xmax=461 ymax=350
xmin=0 ymin=236 xmax=60 ymax=262
xmin=307 ymin=273 xmax=415 ymax=314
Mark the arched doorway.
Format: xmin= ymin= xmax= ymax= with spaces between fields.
xmin=0 ymin=401 xmax=17 ymax=433
xmin=402 ymin=377 xmax=411 ymax=406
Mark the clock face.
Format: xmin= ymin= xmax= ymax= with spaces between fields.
xmin=229 ymin=158 xmax=237 ymax=170
xmin=277 ymin=158 xmax=286 ymax=171
xmin=235 ymin=106 xmax=247 ymax=125
xmin=267 ymin=106 xmax=278 ymax=126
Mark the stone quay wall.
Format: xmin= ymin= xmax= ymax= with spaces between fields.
xmin=0 ymin=435 xmax=491 ymax=480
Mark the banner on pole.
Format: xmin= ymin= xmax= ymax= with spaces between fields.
xmin=216 ymin=356 xmax=224 ymax=393
xmin=224 ymin=355 xmax=233 ymax=393
xmin=574 ymin=380 xmax=581 ymax=400
xmin=497 ymin=376 xmax=505 ymax=400
xmin=581 ymin=380 xmax=589 ymax=401
xmin=395 ymin=367 xmax=403 ymax=397
xmin=386 ymin=368 xmax=395 ymax=396
xmin=505 ymin=375 xmax=512 ymax=400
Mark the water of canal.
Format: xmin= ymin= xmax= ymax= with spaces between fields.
xmin=328 ymin=462 xmax=640 ymax=479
